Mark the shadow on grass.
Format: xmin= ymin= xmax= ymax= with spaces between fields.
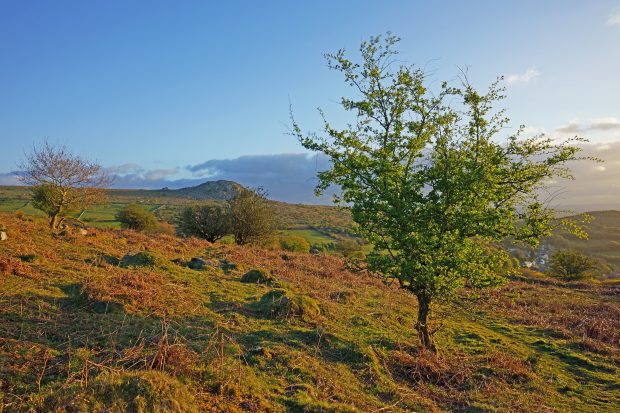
xmin=238 ymin=327 xmax=366 ymax=365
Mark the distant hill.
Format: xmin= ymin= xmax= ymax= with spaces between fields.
xmin=165 ymin=180 xmax=244 ymax=200
xmin=504 ymin=210 xmax=620 ymax=278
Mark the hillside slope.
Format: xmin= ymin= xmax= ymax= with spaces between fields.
xmin=0 ymin=214 xmax=619 ymax=412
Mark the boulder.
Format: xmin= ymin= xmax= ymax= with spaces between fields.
xmin=0 ymin=231 xmax=7 ymax=241
xmin=258 ymin=289 xmax=321 ymax=321
xmin=241 ymin=268 xmax=275 ymax=284
xmin=188 ymin=257 xmax=208 ymax=270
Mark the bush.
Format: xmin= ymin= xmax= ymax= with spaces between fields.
xmin=280 ymin=235 xmax=310 ymax=253
xmin=548 ymin=250 xmax=601 ymax=280
xmin=116 ymin=204 xmax=157 ymax=231
xmin=336 ymin=238 xmax=361 ymax=258
xmin=176 ymin=205 xmax=230 ymax=242
xmin=227 ymin=187 xmax=276 ymax=245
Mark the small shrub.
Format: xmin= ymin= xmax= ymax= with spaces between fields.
xmin=116 ymin=204 xmax=158 ymax=231
xmin=280 ymin=235 xmax=311 ymax=253
xmin=336 ymin=238 xmax=361 ymax=257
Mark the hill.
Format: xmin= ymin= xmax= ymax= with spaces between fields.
xmin=505 ymin=210 xmax=620 ymax=278
xmin=167 ymin=180 xmax=245 ymax=200
xmin=0 ymin=185 xmax=354 ymax=246
xmin=0 ymin=213 xmax=618 ymax=412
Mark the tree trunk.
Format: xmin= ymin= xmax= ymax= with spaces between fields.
xmin=49 ymin=213 xmax=58 ymax=230
xmin=415 ymin=294 xmax=436 ymax=352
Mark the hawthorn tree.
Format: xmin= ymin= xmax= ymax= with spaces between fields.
xmin=176 ymin=204 xmax=230 ymax=242
xmin=227 ymin=187 xmax=276 ymax=245
xmin=292 ymin=34 xmax=589 ymax=351
xmin=19 ymin=141 xmax=111 ymax=229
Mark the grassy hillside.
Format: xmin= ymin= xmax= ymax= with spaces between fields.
xmin=0 ymin=185 xmax=353 ymax=240
xmin=0 ymin=213 xmax=618 ymax=412
xmin=541 ymin=211 xmax=620 ymax=275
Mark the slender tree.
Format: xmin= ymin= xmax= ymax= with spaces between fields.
xmin=19 ymin=141 xmax=111 ymax=229
xmin=292 ymin=34 xmax=590 ymax=350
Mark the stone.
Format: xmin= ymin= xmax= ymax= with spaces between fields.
xmin=0 ymin=231 xmax=7 ymax=241
xmin=241 ymin=268 xmax=274 ymax=284
xmin=188 ymin=257 xmax=208 ymax=270
xmin=258 ymin=289 xmax=321 ymax=321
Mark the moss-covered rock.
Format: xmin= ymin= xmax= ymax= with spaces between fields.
xmin=258 ymin=289 xmax=321 ymax=321
xmin=241 ymin=268 xmax=275 ymax=284
xmin=44 ymin=370 xmax=200 ymax=413
xmin=188 ymin=257 xmax=208 ymax=270
xmin=120 ymin=251 xmax=157 ymax=268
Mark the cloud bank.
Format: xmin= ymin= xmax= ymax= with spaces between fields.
xmin=556 ymin=117 xmax=620 ymax=134
xmin=3 ymin=141 xmax=620 ymax=210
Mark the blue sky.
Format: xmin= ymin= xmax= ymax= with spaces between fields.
xmin=1 ymin=1 xmax=619 ymax=206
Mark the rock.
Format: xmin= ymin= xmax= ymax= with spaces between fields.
xmin=91 ymin=254 xmax=119 ymax=267
xmin=120 ymin=251 xmax=156 ymax=268
xmin=79 ymin=229 xmax=88 ymax=236
xmin=188 ymin=257 xmax=207 ymax=270
xmin=0 ymin=231 xmax=7 ymax=241
xmin=258 ymin=289 xmax=321 ymax=321
xmin=172 ymin=258 xmax=189 ymax=267
xmin=241 ymin=269 xmax=275 ymax=284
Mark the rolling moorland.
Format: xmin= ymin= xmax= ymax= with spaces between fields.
xmin=0 ymin=184 xmax=355 ymax=251
xmin=2 ymin=183 xmax=620 ymax=278
xmin=0 ymin=183 xmax=619 ymax=412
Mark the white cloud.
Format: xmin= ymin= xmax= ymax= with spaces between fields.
xmin=608 ymin=11 xmax=620 ymax=26
xmin=522 ymin=126 xmax=547 ymax=136
xmin=590 ymin=117 xmax=620 ymax=131
xmin=556 ymin=118 xmax=581 ymax=134
xmin=555 ymin=117 xmax=620 ymax=135
xmin=506 ymin=67 xmax=540 ymax=85
xmin=143 ymin=168 xmax=179 ymax=181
